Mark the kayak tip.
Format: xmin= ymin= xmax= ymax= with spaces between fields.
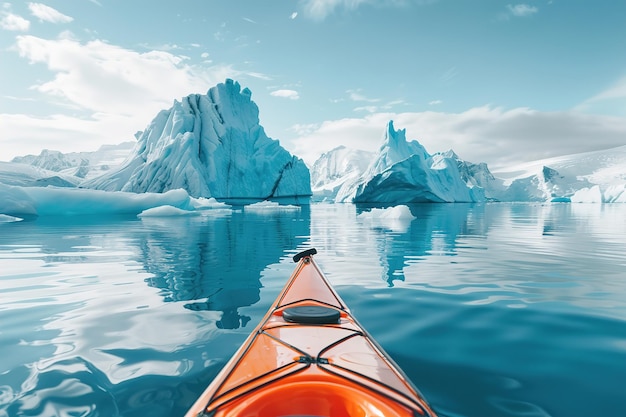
xmin=293 ymin=247 xmax=317 ymax=263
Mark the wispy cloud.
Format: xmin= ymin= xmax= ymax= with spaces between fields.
xmin=270 ymin=89 xmax=300 ymax=100
xmin=440 ymin=66 xmax=458 ymax=83
xmin=575 ymin=75 xmax=626 ymax=116
xmin=429 ymin=100 xmax=442 ymax=105
xmin=385 ymin=99 xmax=407 ymax=107
xmin=354 ymin=105 xmax=378 ymax=113
xmin=301 ymin=0 xmax=437 ymax=21
xmin=290 ymin=12 xmax=298 ymax=19
xmin=214 ymin=22 xmax=227 ymax=41
xmin=242 ymin=17 xmax=257 ymax=24
xmin=585 ymin=76 xmax=626 ymax=102
xmin=0 ymin=12 xmax=30 ymax=31
xmin=508 ymin=4 xmax=538 ymax=17
xmin=28 ymin=3 xmax=73 ymax=24
xmin=290 ymin=123 xmax=319 ymax=136
xmin=246 ymin=72 xmax=272 ymax=81
xmin=500 ymin=3 xmax=538 ymax=20
xmin=301 ymin=0 xmax=359 ymax=20
xmin=139 ymin=42 xmax=184 ymax=52
xmin=346 ymin=91 xmax=407 ymax=113
xmin=347 ymin=89 xmax=379 ymax=103
xmin=2 ymin=95 xmax=37 ymax=102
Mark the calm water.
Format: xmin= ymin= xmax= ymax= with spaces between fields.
xmin=1 ymin=203 xmax=625 ymax=417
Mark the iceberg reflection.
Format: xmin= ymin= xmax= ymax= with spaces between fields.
xmin=139 ymin=207 xmax=311 ymax=328
xmin=354 ymin=203 xmax=488 ymax=285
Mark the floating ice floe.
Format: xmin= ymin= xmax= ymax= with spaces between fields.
xmin=137 ymin=205 xmax=200 ymax=218
xmin=357 ymin=205 xmax=416 ymax=233
xmin=0 ymin=214 xmax=23 ymax=223
xmin=189 ymin=197 xmax=232 ymax=210
xmin=243 ymin=201 xmax=301 ymax=211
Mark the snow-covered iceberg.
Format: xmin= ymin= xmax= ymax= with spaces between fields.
xmin=333 ymin=121 xmax=487 ymax=203
xmin=494 ymin=145 xmax=626 ymax=203
xmin=82 ymin=79 xmax=311 ymax=201
xmin=310 ymin=146 xmax=373 ymax=202
xmin=498 ymin=165 xmax=589 ymax=202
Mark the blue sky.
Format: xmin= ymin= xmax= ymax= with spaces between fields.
xmin=1 ymin=0 xmax=625 ymax=169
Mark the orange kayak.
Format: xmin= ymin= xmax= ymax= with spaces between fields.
xmin=185 ymin=248 xmax=438 ymax=417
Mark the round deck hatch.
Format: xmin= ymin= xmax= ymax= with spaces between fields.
xmin=283 ymin=306 xmax=340 ymax=324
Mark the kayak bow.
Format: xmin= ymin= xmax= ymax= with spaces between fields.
xmin=185 ymin=248 xmax=438 ymax=417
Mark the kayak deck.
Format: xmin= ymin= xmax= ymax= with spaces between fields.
xmin=185 ymin=249 xmax=437 ymax=417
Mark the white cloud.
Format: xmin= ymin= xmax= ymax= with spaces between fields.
xmin=507 ymin=4 xmax=538 ymax=17
xmin=429 ymin=100 xmax=442 ymax=105
xmin=290 ymin=12 xmax=298 ymax=19
xmin=13 ymin=36 xmax=234 ymax=115
xmin=1 ymin=35 xmax=241 ymax=159
xmin=346 ymin=90 xmax=401 ymax=113
xmin=288 ymin=107 xmax=626 ymax=169
xmin=0 ymin=12 xmax=30 ymax=31
xmin=28 ymin=3 xmax=73 ymax=24
xmin=270 ymin=89 xmax=300 ymax=100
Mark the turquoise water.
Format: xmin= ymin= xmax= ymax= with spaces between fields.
xmin=1 ymin=203 xmax=625 ymax=417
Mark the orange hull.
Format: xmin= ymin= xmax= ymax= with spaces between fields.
xmin=185 ymin=249 xmax=438 ymax=417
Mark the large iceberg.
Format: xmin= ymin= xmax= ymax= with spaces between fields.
xmin=333 ymin=121 xmax=487 ymax=203
xmin=82 ymin=79 xmax=311 ymax=201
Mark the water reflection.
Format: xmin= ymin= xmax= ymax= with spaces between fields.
xmin=353 ymin=203 xmax=490 ymax=285
xmin=138 ymin=207 xmax=310 ymax=328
